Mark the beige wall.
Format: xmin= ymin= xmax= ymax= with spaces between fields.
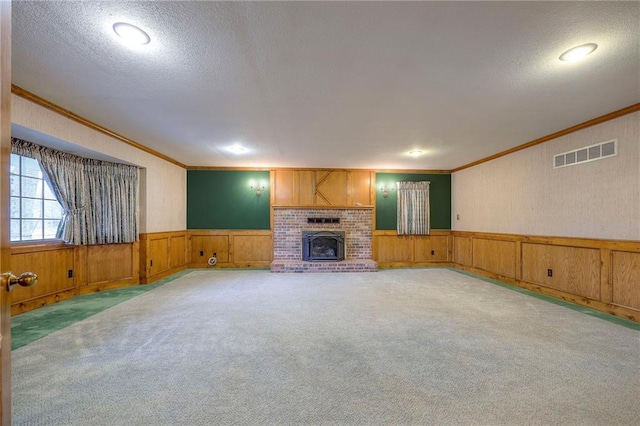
xmin=11 ymin=95 xmax=186 ymax=233
xmin=452 ymin=112 xmax=639 ymax=241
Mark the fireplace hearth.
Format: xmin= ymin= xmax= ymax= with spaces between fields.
xmin=302 ymin=230 xmax=345 ymax=261
xmin=271 ymin=206 xmax=377 ymax=272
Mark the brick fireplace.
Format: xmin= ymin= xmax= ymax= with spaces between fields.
xmin=270 ymin=206 xmax=378 ymax=272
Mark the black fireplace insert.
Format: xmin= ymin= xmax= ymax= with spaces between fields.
xmin=302 ymin=230 xmax=345 ymax=261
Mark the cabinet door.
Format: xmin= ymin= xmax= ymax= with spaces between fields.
xmin=315 ymin=171 xmax=347 ymax=206
xmin=274 ymin=170 xmax=295 ymax=205
xmin=349 ymin=171 xmax=372 ymax=206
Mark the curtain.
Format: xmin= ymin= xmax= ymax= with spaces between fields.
xmin=11 ymin=138 xmax=139 ymax=245
xmin=397 ymin=181 xmax=430 ymax=235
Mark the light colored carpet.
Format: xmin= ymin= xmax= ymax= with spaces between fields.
xmin=12 ymin=269 xmax=640 ymax=425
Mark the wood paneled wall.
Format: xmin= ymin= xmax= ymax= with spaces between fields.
xmin=472 ymin=238 xmax=516 ymax=279
xmin=139 ymin=231 xmax=188 ymax=283
xmin=373 ymin=231 xmax=451 ymax=267
xmin=11 ymin=227 xmax=637 ymax=324
xmin=11 ymin=229 xmax=269 ymax=314
xmin=521 ymin=243 xmax=600 ymax=300
xmin=452 ymin=231 xmax=640 ymax=322
xmin=610 ymin=251 xmax=640 ymax=310
xmin=187 ymin=230 xmax=272 ymax=268
xmin=10 ymin=242 xmax=139 ymax=315
xmin=272 ymin=169 xmax=375 ymax=207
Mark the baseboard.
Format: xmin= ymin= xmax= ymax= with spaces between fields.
xmin=451 ymin=263 xmax=639 ymax=323
xmin=11 ymin=289 xmax=76 ymax=316
xmin=140 ymin=264 xmax=188 ymax=284
xmin=378 ymin=261 xmax=452 ymax=268
xmin=186 ymin=262 xmax=272 ymax=269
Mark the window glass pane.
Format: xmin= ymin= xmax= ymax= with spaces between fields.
xmin=21 ymin=220 xmax=42 ymax=240
xmin=21 ymin=156 xmax=41 ymax=178
xmin=21 ymin=176 xmax=42 ymax=198
xmin=44 ymin=200 xmax=63 ymax=219
xmin=10 ymin=154 xmax=20 ymax=175
xmin=44 ymin=180 xmax=57 ymax=200
xmin=10 ymin=197 xmax=20 ymax=219
xmin=11 ymin=153 xmax=64 ymax=242
xmin=22 ymin=198 xmax=43 ymax=219
xmin=44 ymin=220 xmax=61 ymax=239
xmin=10 ymin=219 xmax=20 ymax=242
xmin=10 ymin=174 xmax=20 ymax=196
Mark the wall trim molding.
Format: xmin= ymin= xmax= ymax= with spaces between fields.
xmin=11 ymin=85 xmax=186 ymax=168
xmin=188 ymin=166 xmax=451 ymax=173
xmin=12 ymin=85 xmax=638 ymax=174
xmin=453 ymin=103 xmax=640 ymax=172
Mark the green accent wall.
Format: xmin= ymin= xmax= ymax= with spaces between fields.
xmin=187 ymin=170 xmax=270 ymax=229
xmin=376 ymin=173 xmax=451 ymax=230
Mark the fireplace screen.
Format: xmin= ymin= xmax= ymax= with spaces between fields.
xmin=302 ymin=231 xmax=345 ymax=261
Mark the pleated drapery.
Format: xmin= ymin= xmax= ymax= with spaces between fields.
xmin=397 ymin=181 xmax=430 ymax=235
xmin=12 ymin=138 xmax=139 ymax=245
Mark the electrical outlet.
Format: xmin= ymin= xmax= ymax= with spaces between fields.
xmin=431 ymin=250 xmax=435 ymax=255
xmin=200 ymin=251 xmax=204 ymax=256
xmin=68 ymin=269 xmax=73 ymax=278
xmin=150 ymin=260 xmax=153 ymax=267
xmin=547 ymin=268 xmax=553 ymax=277
xmin=456 ymin=214 xmax=460 ymax=220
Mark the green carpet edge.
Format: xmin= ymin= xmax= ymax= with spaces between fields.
xmin=441 ymin=267 xmax=640 ymax=331
xmin=13 ymin=266 xmax=638 ymax=351
xmin=11 ymin=269 xmax=195 ymax=350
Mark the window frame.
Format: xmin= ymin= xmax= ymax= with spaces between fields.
xmin=10 ymin=153 xmax=64 ymax=244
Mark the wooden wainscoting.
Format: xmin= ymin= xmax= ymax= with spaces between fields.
xmin=521 ymin=243 xmax=600 ymax=300
xmin=77 ymin=242 xmax=139 ymax=293
xmin=610 ymin=251 xmax=640 ymax=311
xmin=373 ymin=230 xmax=452 ymax=267
xmin=187 ymin=230 xmax=273 ymax=268
xmin=139 ymin=231 xmax=188 ymax=284
xmin=453 ymin=235 xmax=472 ymax=266
xmin=452 ymin=231 xmax=640 ymax=322
xmin=10 ymin=241 xmax=140 ymax=315
xmin=10 ymin=243 xmax=75 ymax=315
xmin=472 ymin=238 xmax=517 ymax=279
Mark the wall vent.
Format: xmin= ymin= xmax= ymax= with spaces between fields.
xmin=553 ymin=139 xmax=617 ymax=169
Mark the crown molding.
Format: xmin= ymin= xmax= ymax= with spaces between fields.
xmin=12 ymin=85 xmax=638 ymax=174
xmin=453 ymin=103 xmax=640 ymax=173
xmin=11 ymin=85 xmax=186 ymax=168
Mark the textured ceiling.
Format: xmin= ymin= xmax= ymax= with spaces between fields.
xmin=11 ymin=1 xmax=640 ymax=170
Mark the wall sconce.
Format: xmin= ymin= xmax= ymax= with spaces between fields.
xmin=250 ymin=180 xmax=267 ymax=197
xmin=379 ymin=183 xmax=396 ymax=198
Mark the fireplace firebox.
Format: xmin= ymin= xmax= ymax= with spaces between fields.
xmin=302 ymin=231 xmax=345 ymax=261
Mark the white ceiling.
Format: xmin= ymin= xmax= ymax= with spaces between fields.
xmin=11 ymin=1 xmax=640 ymax=170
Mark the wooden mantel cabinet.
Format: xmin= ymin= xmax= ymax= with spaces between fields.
xmin=272 ymin=169 xmax=375 ymax=207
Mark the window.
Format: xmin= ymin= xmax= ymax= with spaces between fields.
xmin=397 ymin=181 xmax=430 ymax=235
xmin=10 ymin=154 xmax=64 ymax=242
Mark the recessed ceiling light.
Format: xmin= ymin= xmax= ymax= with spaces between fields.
xmin=227 ymin=145 xmax=248 ymax=154
xmin=559 ymin=43 xmax=598 ymax=62
xmin=409 ymin=150 xmax=423 ymax=157
xmin=113 ymin=22 xmax=151 ymax=45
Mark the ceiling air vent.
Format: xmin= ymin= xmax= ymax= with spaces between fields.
xmin=553 ymin=139 xmax=617 ymax=169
